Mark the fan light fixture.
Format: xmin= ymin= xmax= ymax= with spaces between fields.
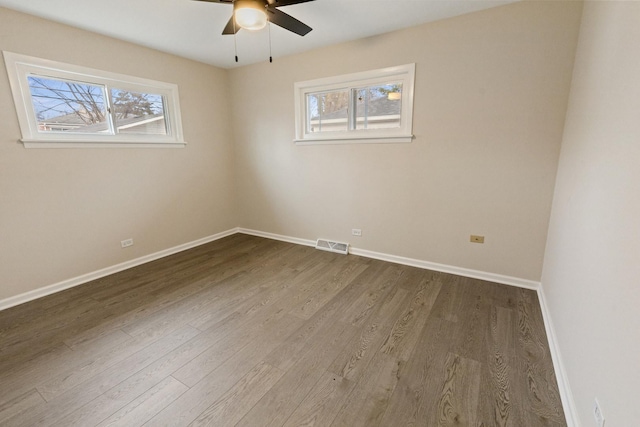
xmin=196 ymin=0 xmax=314 ymax=63
xmin=234 ymin=0 xmax=268 ymax=31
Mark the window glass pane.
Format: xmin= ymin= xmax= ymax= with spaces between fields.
xmin=27 ymin=75 xmax=108 ymax=133
xmin=111 ymin=89 xmax=167 ymax=135
xmin=306 ymin=90 xmax=349 ymax=133
xmin=354 ymin=83 xmax=402 ymax=130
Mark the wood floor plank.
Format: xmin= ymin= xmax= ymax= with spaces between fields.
xmin=119 ymin=272 xmax=261 ymax=339
xmin=52 ymin=326 xmax=233 ymax=427
xmin=379 ymin=315 xmax=454 ymax=426
xmin=63 ymin=270 xmax=246 ymax=349
xmin=338 ymin=263 xmax=406 ymax=327
xmin=0 ymin=297 xmax=106 ymax=370
xmin=0 ymin=342 xmax=73 ymax=405
xmin=0 ymin=389 xmax=45 ymax=424
xmin=378 ymin=274 xmax=442 ymax=362
xmin=172 ymin=305 xmax=285 ymax=387
xmin=287 ymin=260 xmax=369 ymax=320
xmin=330 ymin=352 xmax=402 ymax=427
xmin=188 ymin=362 xmax=283 ymax=427
xmin=0 ymin=295 xmax=98 ymax=345
xmin=95 ymin=376 xmax=188 ymax=427
xmin=435 ymin=352 xmax=482 ymax=426
xmin=449 ymin=284 xmax=492 ymax=364
xmin=516 ymin=290 xmax=566 ymax=425
xmin=237 ymin=320 xmax=358 ymax=427
xmin=265 ymin=264 xmax=395 ymax=372
xmin=172 ymin=263 xmax=331 ymax=387
xmin=190 ymin=262 xmax=326 ymax=332
xmin=327 ymin=285 xmax=410 ymax=381
xmin=0 ymin=234 xmax=567 ymax=426
xmin=0 ymin=235 xmax=259 ymax=332
xmin=0 ymin=329 xmax=131 ymax=406
xmin=477 ymin=306 xmax=518 ymax=427
xmin=282 ymin=371 xmax=354 ymax=427
xmin=144 ymin=314 xmax=303 ymax=427
xmin=37 ymin=329 xmax=175 ymax=402
xmin=4 ymin=325 xmax=200 ymax=427
xmin=62 ymin=238 xmax=285 ymax=349
xmin=429 ymin=274 xmax=467 ymax=323
xmin=0 ymin=239 xmax=270 ymax=358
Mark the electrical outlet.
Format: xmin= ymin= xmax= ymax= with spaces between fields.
xmin=120 ymin=238 xmax=134 ymax=248
xmin=594 ymin=398 xmax=605 ymax=427
xmin=352 ymin=229 xmax=362 ymax=237
xmin=470 ymin=235 xmax=485 ymax=244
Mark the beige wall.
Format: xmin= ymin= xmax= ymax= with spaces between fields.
xmin=230 ymin=1 xmax=583 ymax=281
xmin=0 ymin=7 xmax=237 ymax=301
xmin=541 ymin=2 xmax=640 ymax=425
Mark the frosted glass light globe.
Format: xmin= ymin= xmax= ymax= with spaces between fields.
xmin=235 ymin=6 xmax=267 ymax=31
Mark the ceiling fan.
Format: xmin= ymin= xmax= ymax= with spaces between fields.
xmin=194 ymin=0 xmax=315 ymax=36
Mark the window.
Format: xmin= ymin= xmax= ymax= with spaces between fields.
xmin=3 ymin=51 xmax=185 ymax=148
xmin=294 ymin=64 xmax=415 ymax=144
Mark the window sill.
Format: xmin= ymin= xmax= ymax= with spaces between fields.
xmin=21 ymin=139 xmax=187 ymax=149
xmin=294 ymin=135 xmax=413 ymax=146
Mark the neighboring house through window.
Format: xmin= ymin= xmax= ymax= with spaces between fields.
xmin=294 ymin=64 xmax=415 ymax=144
xmin=3 ymin=51 xmax=185 ymax=148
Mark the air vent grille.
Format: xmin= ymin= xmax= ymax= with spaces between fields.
xmin=315 ymin=239 xmax=349 ymax=255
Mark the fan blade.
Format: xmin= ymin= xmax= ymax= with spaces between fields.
xmin=222 ymin=15 xmax=240 ymax=35
xmin=266 ymin=8 xmax=312 ymax=36
xmin=269 ymin=0 xmax=315 ymax=6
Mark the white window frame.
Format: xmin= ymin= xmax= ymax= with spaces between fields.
xmin=3 ymin=51 xmax=186 ymax=148
xmin=294 ymin=64 xmax=415 ymax=145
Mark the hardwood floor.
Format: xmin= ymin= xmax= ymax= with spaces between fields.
xmin=0 ymin=234 xmax=566 ymax=426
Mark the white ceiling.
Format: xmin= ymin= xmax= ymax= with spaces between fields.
xmin=0 ymin=0 xmax=519 ymax=69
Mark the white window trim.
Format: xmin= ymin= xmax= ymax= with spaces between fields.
xmin=3 ymin=51 xmax=186 ymax=148
xmin=294 ymin=63 xmax=415 ymax=145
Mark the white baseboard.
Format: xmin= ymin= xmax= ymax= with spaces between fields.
xmin=348 ymin=246 xmax=540 ymax=290
xmin=238 ymin=228 xmax=539 ymax=290
xmin=0 ymin=228 xmax=239 ymax=311
xmin=536 ymin=285 xmax=580 ymax=427
xmin=238 ymin=228 xmax=316 ymax=248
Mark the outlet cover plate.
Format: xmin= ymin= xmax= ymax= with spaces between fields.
xmin=470 ymin=235 xmax=485 ymax=244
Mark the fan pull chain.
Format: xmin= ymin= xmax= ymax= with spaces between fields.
xmin=268 ymin=20 xmax=273 ymax=63
xmin=233 ymin=15 xmax=238 ymax=63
